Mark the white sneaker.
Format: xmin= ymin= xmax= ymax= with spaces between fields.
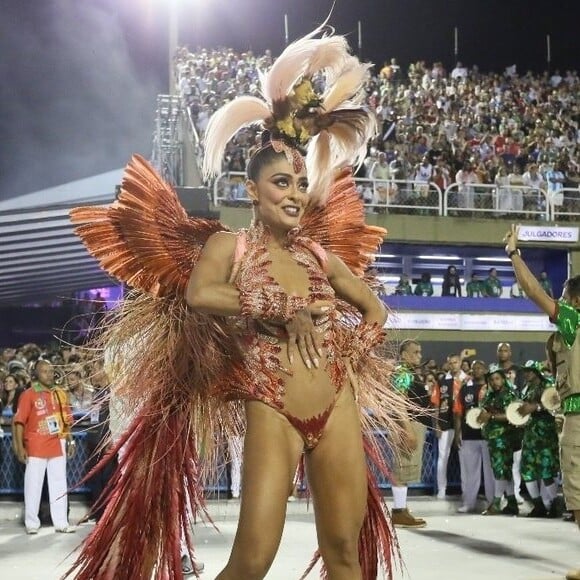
xmin=55 ymin=526 xmax=77 ymax=534
xmin=457 ymin=505 xmax=472 ymax=513
xmin=26 ymin=528 xmax=39 ymax=535
xmin=436 ymin=491 xmax=446 ymax=500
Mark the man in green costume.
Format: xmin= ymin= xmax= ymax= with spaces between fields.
xmin=478 ymin=364 xmax=520 ymax=516
xmin=517 ymin=360 xmax=561 ymax=518
xmin=504 ymin=224 xmax=580 ymax=580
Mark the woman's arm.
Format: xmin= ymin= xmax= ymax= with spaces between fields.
xmin=503 ymin=224 xmax=556 ymax=317
xmin=185 ymin=231 xmax=241 ymax=316
xmin=326 ymin=252 xmax=387 ymax=325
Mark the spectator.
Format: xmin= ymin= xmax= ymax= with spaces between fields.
xmin=538 ymin=271 xmax=554 ymax=298
xmin=451 ymin=61 xmax=468 ymax=80
xmin=522 ymin=163 xmax=546 ymax=217
xmin=455 ymin=161 xmax=480 ymax=212
xmin=66 ymin=366 xmax=94 ymax=413
xmin=1 ymin=373 xmax=24 ymax=413
xmin=394 ymin=274 xmax=412 ymax=295
xmin=482 ymin=267 xmax=503 ymax=297
xmin=369 ymin=151 xmax=394 ymax=210
xmin=510 ymin=278 xmax=526 ymax=298
xmin=441 ymin=265 xmax=462 ymax=297
xmin=84 ymin=359 xmax=116 ymax=523
xmin=466 ymin=273 xmax=483 ymax=297
xmin=414 ymin=155 xmax=433 ymax=209
xmin=414 ymin=272 xmax=434 ymax=296
xmin=545 ymin=161 xmax=566 ymax=208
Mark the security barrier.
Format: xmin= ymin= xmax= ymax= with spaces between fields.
xmin=1 ymin=409 xmax=459 ymax=495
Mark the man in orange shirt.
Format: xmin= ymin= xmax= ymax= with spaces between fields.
xmin=13 ymin=359 xmax=76 ymax=534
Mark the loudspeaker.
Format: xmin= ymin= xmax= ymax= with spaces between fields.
xmin=175 ymin=186 xmax=210 ymax=214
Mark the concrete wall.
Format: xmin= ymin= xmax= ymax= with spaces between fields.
xmin=215 ymin=208 xmax=576 ymax=359
xmin=217 ymin=208 xmax=578 ymax=277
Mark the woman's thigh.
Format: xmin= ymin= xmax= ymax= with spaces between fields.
xmin=305 ymin=387 xmax=368 ymax=546
xmin=228 ymin=401 xmax=304 ymax=558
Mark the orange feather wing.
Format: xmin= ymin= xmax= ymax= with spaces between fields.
xmin=70 ymin=154 xmax=228 ymax=297
xmin=300 ymin=168 xmax=386 ymax=276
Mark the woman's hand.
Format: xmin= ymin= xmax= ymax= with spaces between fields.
xmin=285 ymin=300 xmax=330 ymax=369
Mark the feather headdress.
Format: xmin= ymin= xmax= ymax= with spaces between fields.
xmin=202 ymin=22 xmax=376 ymax=205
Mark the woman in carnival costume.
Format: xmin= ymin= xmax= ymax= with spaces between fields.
xmin=66 ymin=22 xmax=416 ymax=580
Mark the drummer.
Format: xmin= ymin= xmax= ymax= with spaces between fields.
xmin=478 ymin=364 xmax=520 ymax=516
xmin=453 ymin=360 xmax=494 ymax=513
xmin=517 ymin=360 xmax=561 ymax=518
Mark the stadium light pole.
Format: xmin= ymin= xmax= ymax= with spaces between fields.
xmin=168 ymin=0 xmax=179 ymax=95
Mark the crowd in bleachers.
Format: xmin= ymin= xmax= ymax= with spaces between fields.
xmin=174 ymin=45 xmax=580 ymax=217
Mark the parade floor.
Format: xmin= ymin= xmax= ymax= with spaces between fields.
xmin=0 ymin=497 xmax=578 ymax=580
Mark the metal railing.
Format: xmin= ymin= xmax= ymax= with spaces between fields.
xmin=0 ymin=409 xmax=455 ymax=494
xmin=355 ymin=178 xmax=443 ymax=215
xmin=213 ymin=172 xmax=443 ymax=216
xmin=211 ymin=173 xmax=573 ymax=224
xmin=552 ymin=187 xmax=580 ymax=221
xmin=443 ymin=182 xmax=551 ymax=220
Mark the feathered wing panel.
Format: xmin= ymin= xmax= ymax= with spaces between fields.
xmin=300 ymin=168 xmax=386 ymax=276
xmin=71 ymin=154 xmax=228 ymax=298
xmin=66 ymin=156 xmax=243 ymax=579
xmin=64 ymin=293 xmax=245 ymax=580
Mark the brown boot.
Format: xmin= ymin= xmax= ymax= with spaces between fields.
xmin=392 ymin=508 xmax=427 ymax=528
xmin=566 ymin=569 xmax=580 ymax=580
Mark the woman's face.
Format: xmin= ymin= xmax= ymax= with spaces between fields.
xmin=246 ymin=157 xmax=309 ymax=233
xmin=4 ymin=375 xmax=17 ymax=391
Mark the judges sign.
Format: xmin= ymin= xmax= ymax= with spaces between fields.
xmin=517 ymin=225 xmax=579 ymax=243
